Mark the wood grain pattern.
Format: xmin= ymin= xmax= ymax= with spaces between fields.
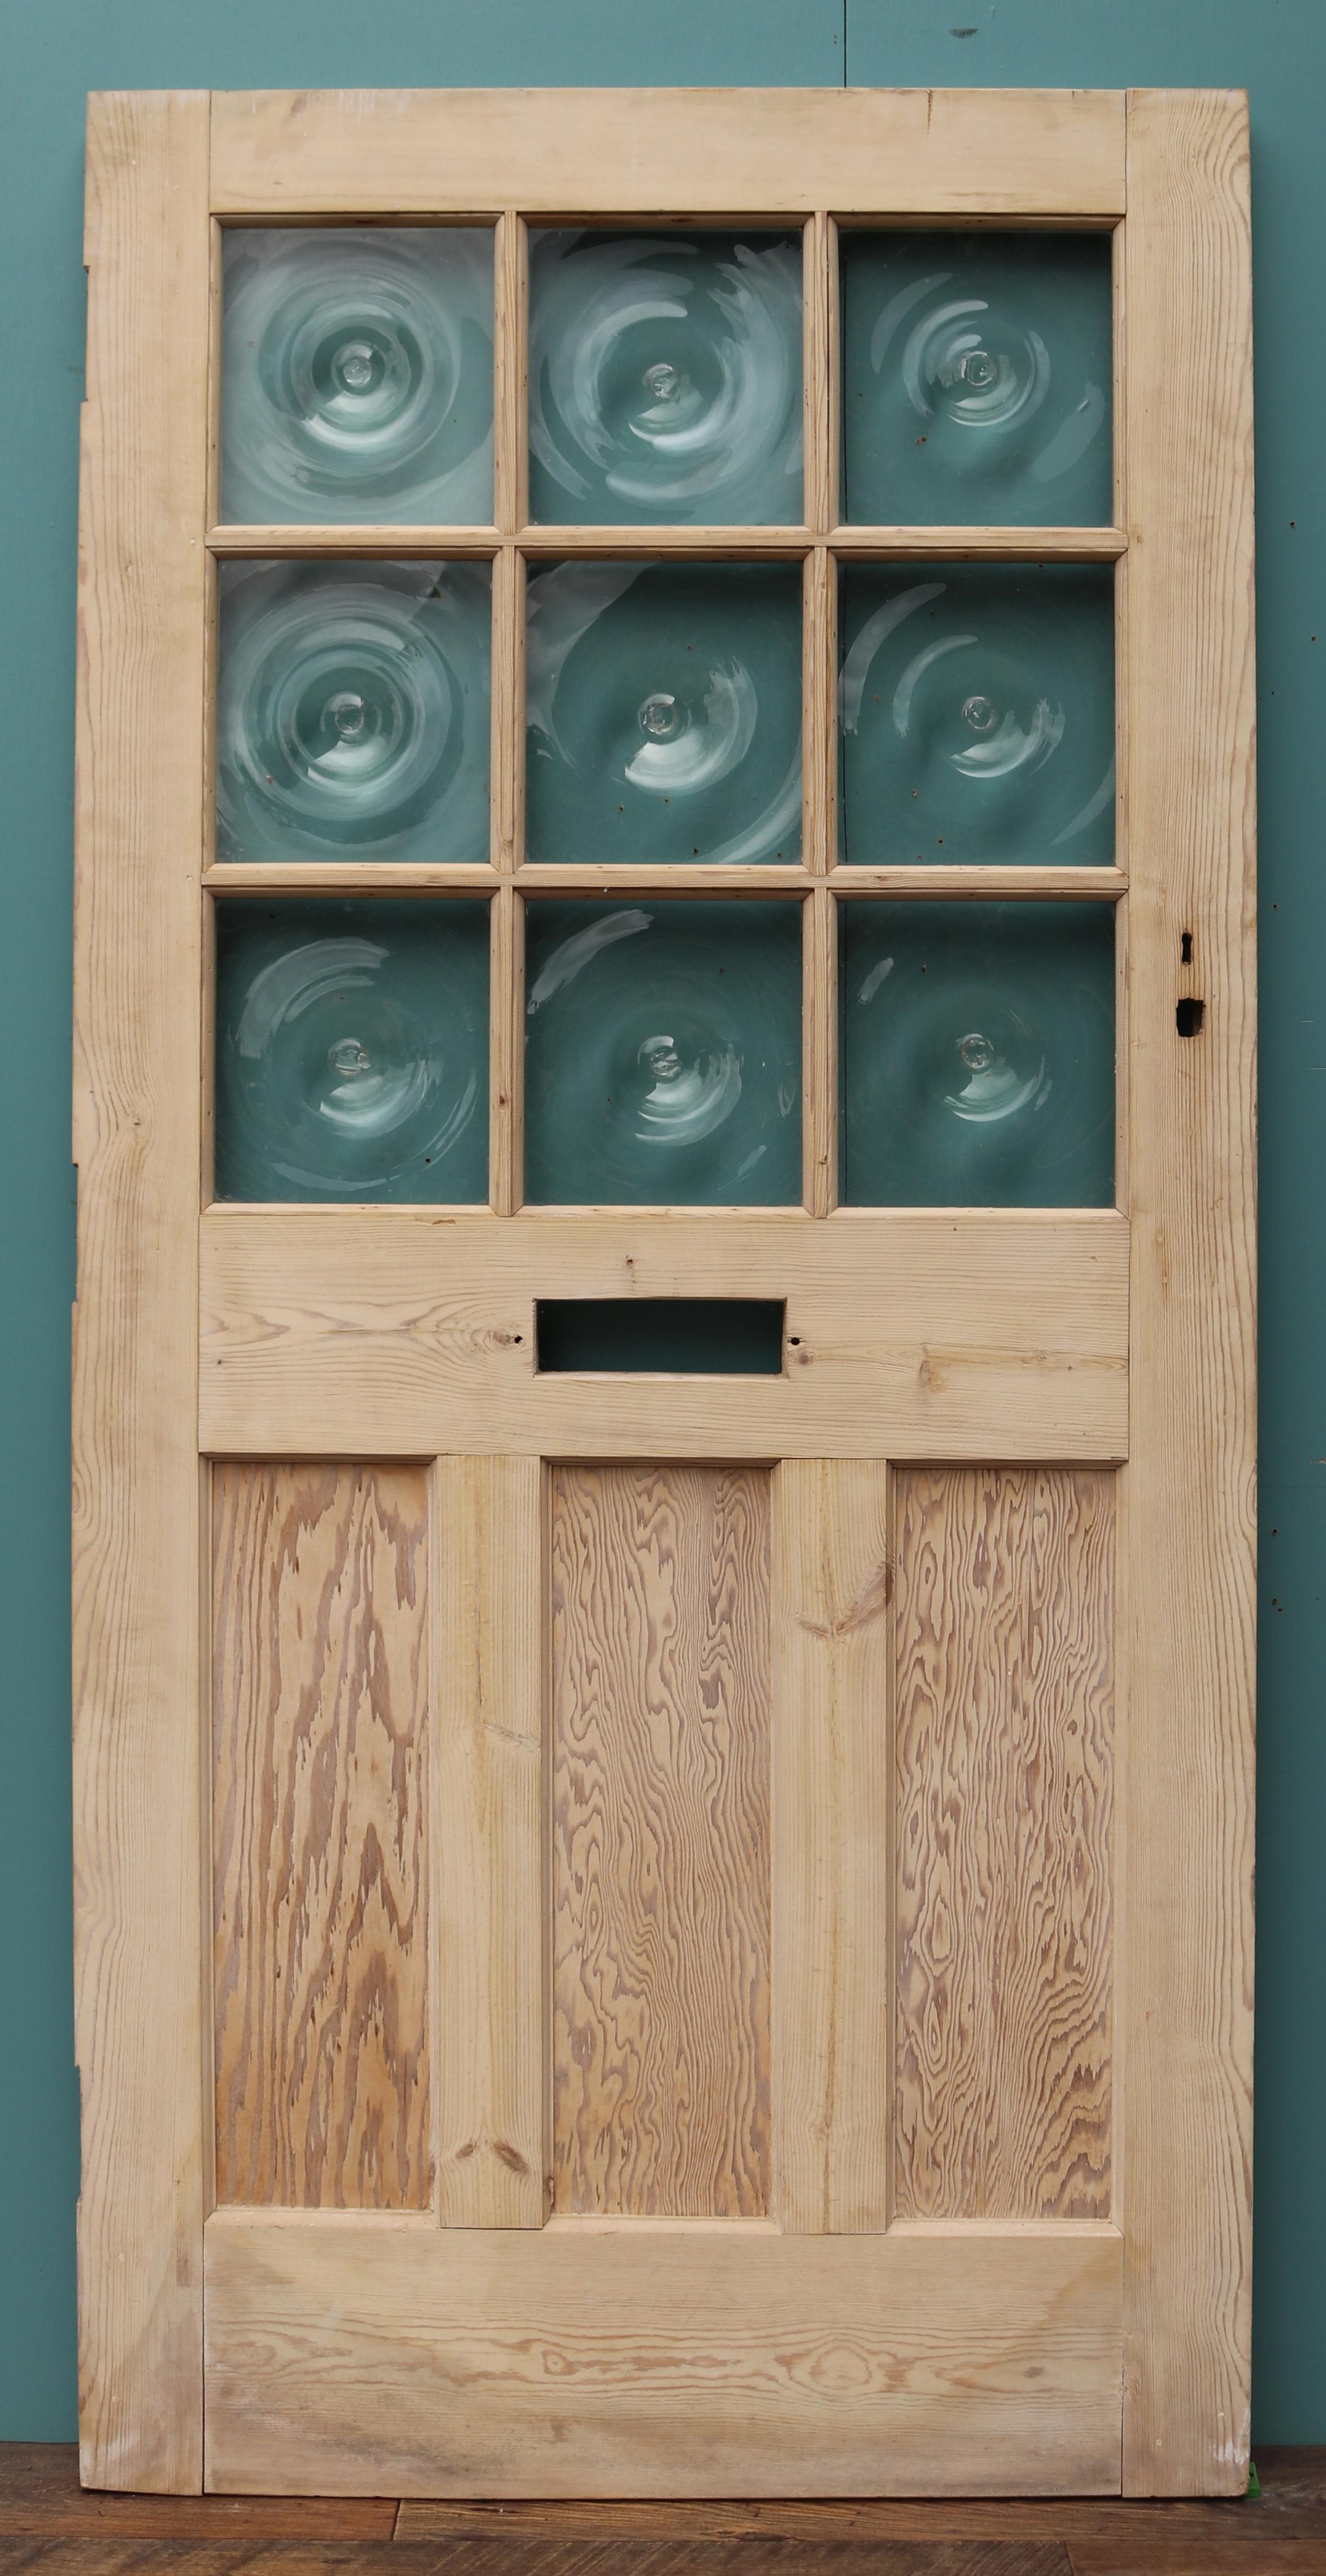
xmin=205 ymin=520 xmax=1127 ymax=558
xmin=199 ymin=1207 xmax=1131 ymax=1464
xmin=72 ymin=89 xmax=211 ymax=2492
xmin=1120 ymin=90 xmax=1257 ymax=2495
xmin=208 ymin=87 xmax=1127 ymax=217
xmin=435 ymin=1457 xmax=545 ymax=2226
xmin=894 ymin=1469 xmax=1115 ymax=2224
xmin=551 ymin=1466 xmax=772 ymax=2217
xmin=212 ymin=1466 xmax=432 ymax=2210
xmin=773 ymin=1461 xmax=891 ymax=2232
xmin=203 ymin=2210 xmax=1122 ymax=2496
xmin=13 ymin=2435 xmax=1326 ymax=2547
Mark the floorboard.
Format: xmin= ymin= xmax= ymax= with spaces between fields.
xmin=1 ymin=2446 xmax=1321 ymax=2575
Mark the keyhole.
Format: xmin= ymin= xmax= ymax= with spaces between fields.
xmin=1180 ymin=930 xmax=1193 ymax=965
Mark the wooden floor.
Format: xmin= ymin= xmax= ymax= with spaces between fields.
xmin=1 ymin=2448 xmax=1324 ymax=2573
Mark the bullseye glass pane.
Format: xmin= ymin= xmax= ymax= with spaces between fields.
xmin=220 ymin=228 xmax=494 ymax=525
xmin=839 ymin=564 xmax=1114 ymax=866
xmin=524 ymin=901 xmax=802 ymax=1205
xmin=841 ymin=233 xmax=1112 ymax=527
xmin=215 ymin=899 xmax=489 ymax=1203
xmin=216 ymin=561 xmax=491 ymax=867
xmin=528 ymin=231 xmax=803 ymax=525
xmin=840 ymin=901 xmax=1114 ymax=1206
xmin=527 ymin=562 xmax=801 ymax=866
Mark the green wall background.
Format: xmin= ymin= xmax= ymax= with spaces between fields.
xmin=1 ymin=0 xmax=1318 ymax=2448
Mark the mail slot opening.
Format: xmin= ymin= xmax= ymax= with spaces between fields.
xmin=536 ymin=1298 xmax=786 ymax=1376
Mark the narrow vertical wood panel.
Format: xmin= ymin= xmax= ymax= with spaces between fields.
xmin=436 ymin=1456 xmax=546 ymax=2226
xmin=492 ymin=211 xmax=527 ymax=539
xmin=773 ymin=1459 xmax=891 ymax=2232
xmin=551 ymin=1465 xmax=772 ymax=2217
xmin=72 ymin=89 xmax=210 ymax=2492
xmin=212 ymin=1466 xmax=432 ymax=2212
xmin=894 ymin=1468 xmax=1115 ymax=2224
xmin=1121 ymin=89 xmax=1256 ymax=2494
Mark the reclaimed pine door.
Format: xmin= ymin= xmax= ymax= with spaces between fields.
xmin=73 ymin=86 xmax=1255 ymax=2498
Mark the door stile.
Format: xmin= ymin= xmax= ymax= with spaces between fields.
xmin=1119 ymin=88 xmax=1256 ymax=2494
xmin=73 ymin=88 xmax=212 ymax=2490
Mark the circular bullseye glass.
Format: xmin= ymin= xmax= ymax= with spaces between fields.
xmin=840 ymin=901 xmax=1115 ymax=1207
xmin=214 ymin=900 xmax=489 ymax=1204
xmin=523 ymin=901 xmax=802 ymax=1205
xmin=220 ymin=227 xmax=494 ymax=524
xmin=526 ymin=561 xmax=802 ymax=866
xmin=528 ymin=230 xmax=803 ymax=525
xmin=838 ymin=563 xmax=1115 ymax=867
xmin=216 ymin=560 xmax=492 ymax=866
xmin=841 ymin=231 xmax=1112 ymax=527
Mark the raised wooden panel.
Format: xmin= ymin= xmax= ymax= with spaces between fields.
xmin=894 ymin=1468 xmax=1115 ymax=2223
xmin=212 ymin=1466 xmax=432 ymax=2210
xmin=435 ymin=1457 xmax=545 ymax=2227
xmin=203 ymin=2211 xmax=1123 ymax=2497
xmin=551 ymin=1465 xmax=772 ymax=2218
xmin=198 ymin=1209 xmax=1131 ymax=1465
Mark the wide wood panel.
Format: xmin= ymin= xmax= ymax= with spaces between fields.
xmin=435 ymin=1457 xmax=545 ymax=2226
xmin=894 ymin=1470 xmax=1115 ymax=2224
xmin=203 ymin=2211 xmax=1123 ymax=2497
xmin=551 ymin=1466 xmax=772 ymax=2217
xmin=212 ymin=1466 xmax=432 ymax=2210
xmin=72 ymin=89 xmax=211 ymax=2491
xmin=210 ymin=86 xmax=1126 ymax=218
xmin=198 ymin=1210 xmax=1131 ymax=1463
xmin=1120 ymin=90 xmax=1257 ymax=2493
xmin=773 ymin=1461 xmax=891 ymax=2232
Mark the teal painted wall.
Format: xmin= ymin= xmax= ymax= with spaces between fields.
xmin=0 ymin=0 xmax=1318 ymax=2448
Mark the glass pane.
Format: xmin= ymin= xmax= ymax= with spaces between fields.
xmin=841 ymin=233 xmax=1112 ymax=527
xmin=840 ymin=901 xmax=1114 ymax=1206
xmin=220 ymin=228 xmax=494 ymax=524
xmin=528 ymin=231 xmax=803 ymax=525
xmin=524 ymin=901 xmax=802 ymax=1204
xmin=527 ymin=562 xmax=801 ymax=865
xmin=839 ymin=563 xmax=1114 ymax=866
xmin=215 ymin=898 xmax=489 ymax=1202
xmin=216 ymin=562 xmax=491 ymax=867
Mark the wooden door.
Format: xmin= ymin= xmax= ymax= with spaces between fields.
xmin=73 ymin=86 xmax=1255 ymax=2498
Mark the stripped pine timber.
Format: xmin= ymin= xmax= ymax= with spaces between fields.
xmin=202 ymin=864 xmax=1127 ymax=900
xmin=207 ymin=525 xmax=501 ymax=557
xmin=205 ymin=860 xmax=1133 ymax=901
xmin=205 ymin=522 xmax=1129 ymax=559
xmin=1120 ymin=90 xmax=1257 ymax=2494
xmin=830 ymin=527 xmax=1128 ymax=559
xmin=9 ymin=2439 xmax=1326 ymax=2549
xmin=203 ymin=2212 xmax=1123 ymax=2497
xmin=435 ymin=1458 xmax=545 ymax=2227
xmin=198 ymin=1209 xmax=1130 ymax=1462
xmin=211 ymin=1467 xmax=432 ymax=2212
xmin=893 ymin=1470 xmax=1115 ymax=2223
xmin=773 ymin=1462 xmax=892 ymax=2232
xmin=72 ymin=89 xmax=211 ymax=2491
xmin=551 ymin=1467 xmax=772 ymax=2219
xmin=208 ymin=87 xmax=1125 ymax=218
